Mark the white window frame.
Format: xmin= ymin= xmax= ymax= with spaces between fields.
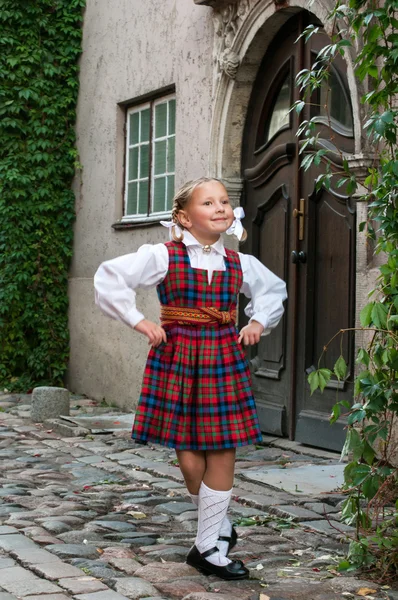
xmin=123 ymin=94 xmax=176 ymax=222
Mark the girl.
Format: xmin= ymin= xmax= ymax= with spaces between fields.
xmin=94 ymin=177 xmax=287 ymax=580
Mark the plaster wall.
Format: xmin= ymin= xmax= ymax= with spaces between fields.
xmin=68 ymin=0 xmax=214 ymax=405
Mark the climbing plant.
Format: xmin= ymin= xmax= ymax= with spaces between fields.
xmin=0 ymin=0 xmax=85 ymax=391
xmin=293 ymin=0 xmax=398 ymax=581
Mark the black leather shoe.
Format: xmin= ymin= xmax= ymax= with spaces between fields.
xmin=186 ymin=545 xmax=249 ymax=580
xmin=218 ymin=525 xmax=238 ymax=554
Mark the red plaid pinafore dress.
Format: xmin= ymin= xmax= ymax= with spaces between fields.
xmin=131 ymin=241 xmax=262 ymax=450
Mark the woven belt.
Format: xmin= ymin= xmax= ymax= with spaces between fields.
xmin=160 ymin=305 xmax=237 ymax=327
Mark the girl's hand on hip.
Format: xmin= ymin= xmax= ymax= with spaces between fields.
xmin=238 ymin=320 xmax=264 ymax=345
xmin=135 ymin=319 xmax=167 ymax=347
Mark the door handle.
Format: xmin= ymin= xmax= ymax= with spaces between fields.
xmin=291 ymin=250 xmax=307 ymax=264
xmin=293 ymin=198 xmax=305 ymax=241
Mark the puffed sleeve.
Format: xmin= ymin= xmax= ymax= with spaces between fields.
xmin=94 ymin=244 xmax=169 ymax=328
xmin=239 ymin=253 xmax=287 ymax=336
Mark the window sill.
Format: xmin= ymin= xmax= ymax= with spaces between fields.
xmin=112 ymin=214 xmax=171 ymax=230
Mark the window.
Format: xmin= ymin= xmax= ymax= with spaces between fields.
xmin=124 ymin=95 xmax=176 ymax=221
xmin=265 ymin=71 xmax=291 ymax=143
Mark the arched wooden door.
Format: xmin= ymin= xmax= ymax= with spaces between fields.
xmin=241 ymin=12 xmax=356 ymax=451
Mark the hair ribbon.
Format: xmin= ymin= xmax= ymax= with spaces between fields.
xmin=226 ymin=207 xmax=245 ymax=241
xmin=160 ymin=220 xmax=182 ymax=240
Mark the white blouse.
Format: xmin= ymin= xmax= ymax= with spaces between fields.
xmin=94 ymin=231 xmax=287 ymax=336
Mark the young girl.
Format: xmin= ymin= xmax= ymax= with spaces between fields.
xmin=94 ymin=177 xmax=287 ymax=580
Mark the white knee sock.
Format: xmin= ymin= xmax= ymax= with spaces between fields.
xmin=190 ymin=490 xmax=232 ymax=557
xmin=189 ymin=492 xmax=199 ymax=506
xmin=217 ymin=515 xmax=233 ymax=557
xmin=195 ymin=482 xmax=232 ymax=567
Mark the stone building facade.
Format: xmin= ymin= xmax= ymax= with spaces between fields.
xmin=68 ymin=0 xmax=379 ymax=451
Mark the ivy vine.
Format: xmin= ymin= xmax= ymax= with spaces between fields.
xmin=294 ymin=0 xmax=398 ymax=581
xmin=0 ymin=0 xmax=85 ymax=391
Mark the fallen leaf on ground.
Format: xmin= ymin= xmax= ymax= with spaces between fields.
xmin=127 ymin=511 xmax=147 ymax=519
xmin=256 ymin=563 xmax=264 ymax=570
xmin=260 ymin=595 xmax=270 ymax=600
xmin=357 ymin=589 xmax=377 ymax=596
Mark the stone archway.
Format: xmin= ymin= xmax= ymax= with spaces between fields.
xmin=196 ymin=0 xmax=364 ymax=192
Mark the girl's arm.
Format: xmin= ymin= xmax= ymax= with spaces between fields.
xmin=238 ymin=253 xmax=288 ymax=336
xmin=94 ymin=244 xmax=169 ymax=329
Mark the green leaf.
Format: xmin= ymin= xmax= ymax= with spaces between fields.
xmin=356 ymin=348 xmax=370 ymax=367
xmin=334 ymin=355 xmax=347 ymax=381
xmin=308 ymin=370 xmax=319 ymax=395
xmin=318 ymin=368 xmax=332 ymax=392
xmin=348 ymin=408 xmax=366 ymax=425
xmin=371 ymin=302 xmax=388 ymax=329
xmin=360 ymin=303 xmax=374 ymax=327
xmin=346 ymin=463 xmax=371 ymax=486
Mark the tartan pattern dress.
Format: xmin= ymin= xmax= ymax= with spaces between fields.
xmin=131 ymin=241 xmax=263 ymax=450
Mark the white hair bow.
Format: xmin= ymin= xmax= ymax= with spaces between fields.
xmin=160 ymin=219 xmax=182 ymax=240
xmin=226 ymin=207 xmax=245 ymax=240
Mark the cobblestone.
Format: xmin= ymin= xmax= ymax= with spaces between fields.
xmin=0 ymin=392 xmax=394 ymax=600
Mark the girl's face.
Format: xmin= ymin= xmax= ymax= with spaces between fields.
xmin=178 ymin=181 xmax=234 ymax=244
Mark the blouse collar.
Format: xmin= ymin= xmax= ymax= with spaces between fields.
xmin=182 ymin=230 xmax=227 ymax=257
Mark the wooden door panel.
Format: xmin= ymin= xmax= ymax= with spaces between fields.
xmin=251 ymin=185 xmax=289 ymax=379
xmin=295 ymin=185 xmax=355 ymax=450
xmin=310 ymin=193 xmax=353 ymax=371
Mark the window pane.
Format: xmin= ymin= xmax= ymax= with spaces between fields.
xmin=266 ymin=73 xmax=290 ymax=143
xmin=126 ymin=181 xmax=137 ymax=215
xmin=129 ymin=112 xmax=139 ymax=145
xmin=167 ymin=137 xmax=175 ymax=173
xmin=138 ymin=180 xmax=148 ymax=214
xmin=140 ymin=144 xmax=149 ymax=179
xmin=141 ymin=108 xmax=150 ymax=142
xmin=168 ymin=99 xmax=176 ymax=135
xmin=155 ymin=102 xmax=167 ymax=138
xmin=153 ymin=177 xmax=166 ymax=212
xmin=320 ymin=68 xmax=353 ymax=130
xmin=167 ymin=175 xmax=175 ymax=210
xmin=128 ymin=147 xmax=138 ymax=180
xmin=154 ymin=140 xmax=167 ymax=175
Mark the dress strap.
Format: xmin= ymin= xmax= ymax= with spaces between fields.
xmin=160 ymin=305 xmax=237 ymax=327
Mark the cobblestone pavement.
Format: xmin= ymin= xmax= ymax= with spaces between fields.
xmin=0 ymin=393 xmax=396 ymax=600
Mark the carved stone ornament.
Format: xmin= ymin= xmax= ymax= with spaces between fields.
xmin=211 ymin=0 xmax=253 ymax=79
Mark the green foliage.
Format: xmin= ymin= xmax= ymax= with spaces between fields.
xmin=0 ymin=0 xmax=85 ymax=390
xmin=299 ymin=0 xmax=398 ymax=582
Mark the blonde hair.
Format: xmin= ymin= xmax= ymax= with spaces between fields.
xmin=170 ymin=177 xmax=247 ymax=243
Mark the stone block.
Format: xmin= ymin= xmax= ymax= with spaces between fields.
xmin=31 ymin=561 xmax=86 ymax=580
xmin=0 ymin=526 xmax=18 ymax=534
xmin=0 ymin=533 xmax=36 ymax=552
xmin=156 ymin=580 xmax=206 ymax=598
xmin=12 ymin=548 xmax=63 ymax=565
xmin=31 ymin=387 xmax=70 ymax=422
xmin=74 ymin=591 xmax=131 ymax=600
xmin=58 ymin=577 xmax=108 ymax=594
xmin=20 ymin=596 xmax=70 ymax=600
xmin=134 ymin=562 xmax=198 ymax=583
xmin=269 ymin=505 xmax=323 ymax=521
xmin=0 ymin=565 xmax=63 ymax=596
xmin=113 ymin=578 xmax=160 ymax=599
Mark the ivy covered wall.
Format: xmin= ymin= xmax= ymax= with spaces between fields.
xmin=0 ymin=0 xmax=85 ymax=391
